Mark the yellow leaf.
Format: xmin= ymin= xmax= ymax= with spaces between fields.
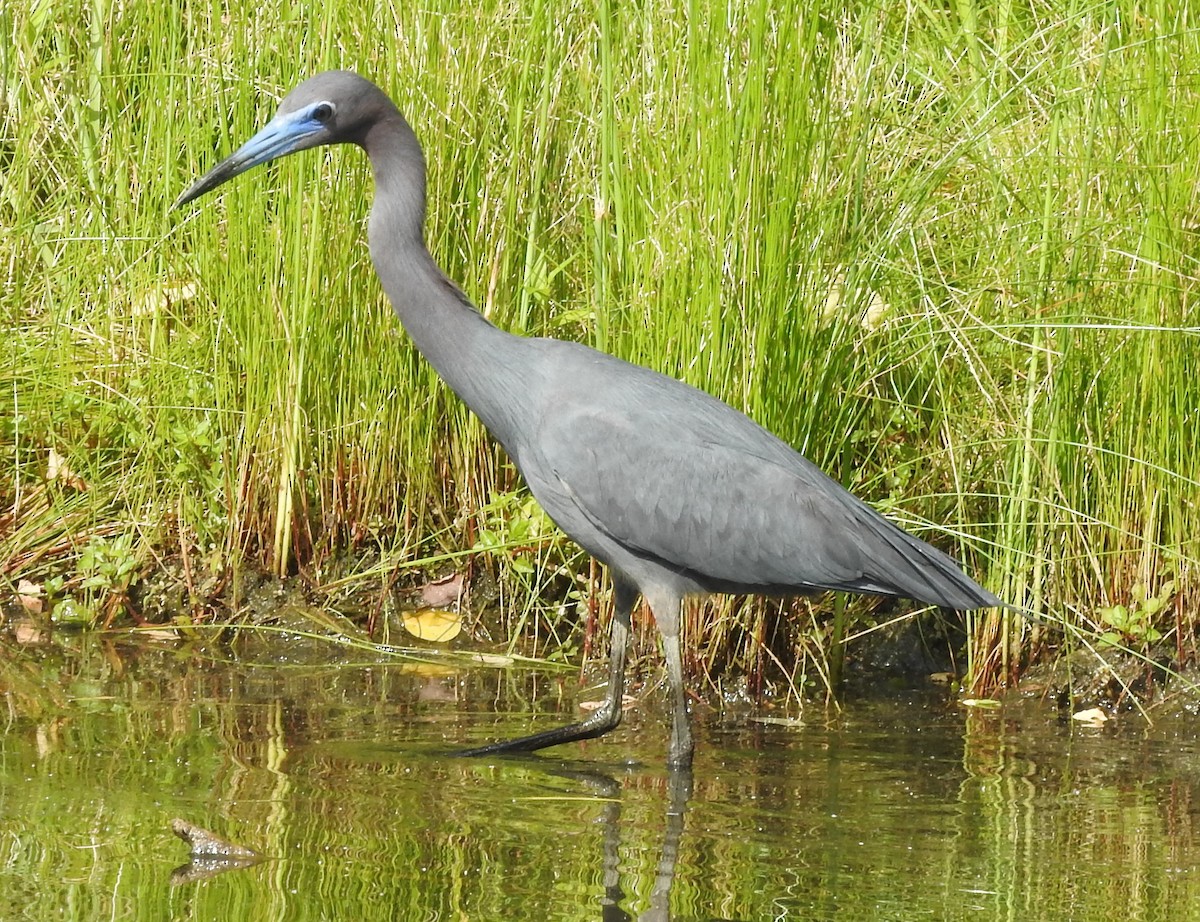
xmin=401 ymin=607 xmax=462 ymax=643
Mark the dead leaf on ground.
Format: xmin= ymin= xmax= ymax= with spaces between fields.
xmin=46 ymin=448 xmax=87 ymax=490
xmin=16 ymin=580 xmax=43 ymax=614
xmin=418 ymin=571 xmax=466 ymax=608
xmin=134 ymin=281 xmax=198 ymax=317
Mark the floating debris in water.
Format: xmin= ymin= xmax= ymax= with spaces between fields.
xmin=169 ymin=818 xmax=261 ymax=885
xmin=1072 ymin=707 xmax=1110 ymax=727
xmin=959 ymin=698 xmax=1002 ymax=709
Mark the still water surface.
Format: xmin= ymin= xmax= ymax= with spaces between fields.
xmin=2 ymin=632 xmax=1200 ymax=920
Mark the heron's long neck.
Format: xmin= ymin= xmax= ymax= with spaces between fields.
xmin=362 ymin=116 xmax=526 ymax=439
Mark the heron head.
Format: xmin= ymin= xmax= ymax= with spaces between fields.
xmin=174 ymin=70 xmax=388 ymax=208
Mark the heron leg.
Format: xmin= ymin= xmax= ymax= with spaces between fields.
xmin=456 ymin=578 xmax=636 ymax=759
xmin=646 ymin=588 xmax=693 ymax=770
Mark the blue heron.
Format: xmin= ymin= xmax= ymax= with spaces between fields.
xmin=177 ymin=71 xmax=1003 ymax=769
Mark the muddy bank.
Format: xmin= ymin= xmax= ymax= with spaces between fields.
xmin=5 ymin=556 xmax=1194 ymax=717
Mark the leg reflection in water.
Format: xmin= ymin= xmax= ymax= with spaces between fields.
xmin=553 ymin=767 xmax=693 ymax=922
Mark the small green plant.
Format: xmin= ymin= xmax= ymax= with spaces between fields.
xmin=471 ymin=489 xmax=590 ymax=654
xmin=472 ymin=490 xmax=560 ymax=576
xmin=1097 ymin=581 xmax=1173 ymax=648
xmin=68 ymin=533 xmax=142 ymax=625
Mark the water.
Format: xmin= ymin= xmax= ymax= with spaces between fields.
xmin=3 ymin=631 xmax=1200 ymax=920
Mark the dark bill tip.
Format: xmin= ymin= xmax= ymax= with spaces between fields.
xmin=173 ymin=106 xmax=328 ymax=211
xmin=173 ymin=159 xmax=244 ymax=210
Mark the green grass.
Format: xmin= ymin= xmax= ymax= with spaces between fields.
xmin=3 ymin=0 xmax=1198 ymax=694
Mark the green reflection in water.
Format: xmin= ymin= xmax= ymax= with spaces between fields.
xmin=2 ymin=633 xmax=1199 ymax=920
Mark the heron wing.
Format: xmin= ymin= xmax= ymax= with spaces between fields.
xmin=506 ymin=344 xmax=995 ymax=609
xmin=524 ymin=369 xmax=897 ymax=594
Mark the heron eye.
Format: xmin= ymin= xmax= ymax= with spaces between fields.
xmin=312 ymin=102 xmax=335 ymax=122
